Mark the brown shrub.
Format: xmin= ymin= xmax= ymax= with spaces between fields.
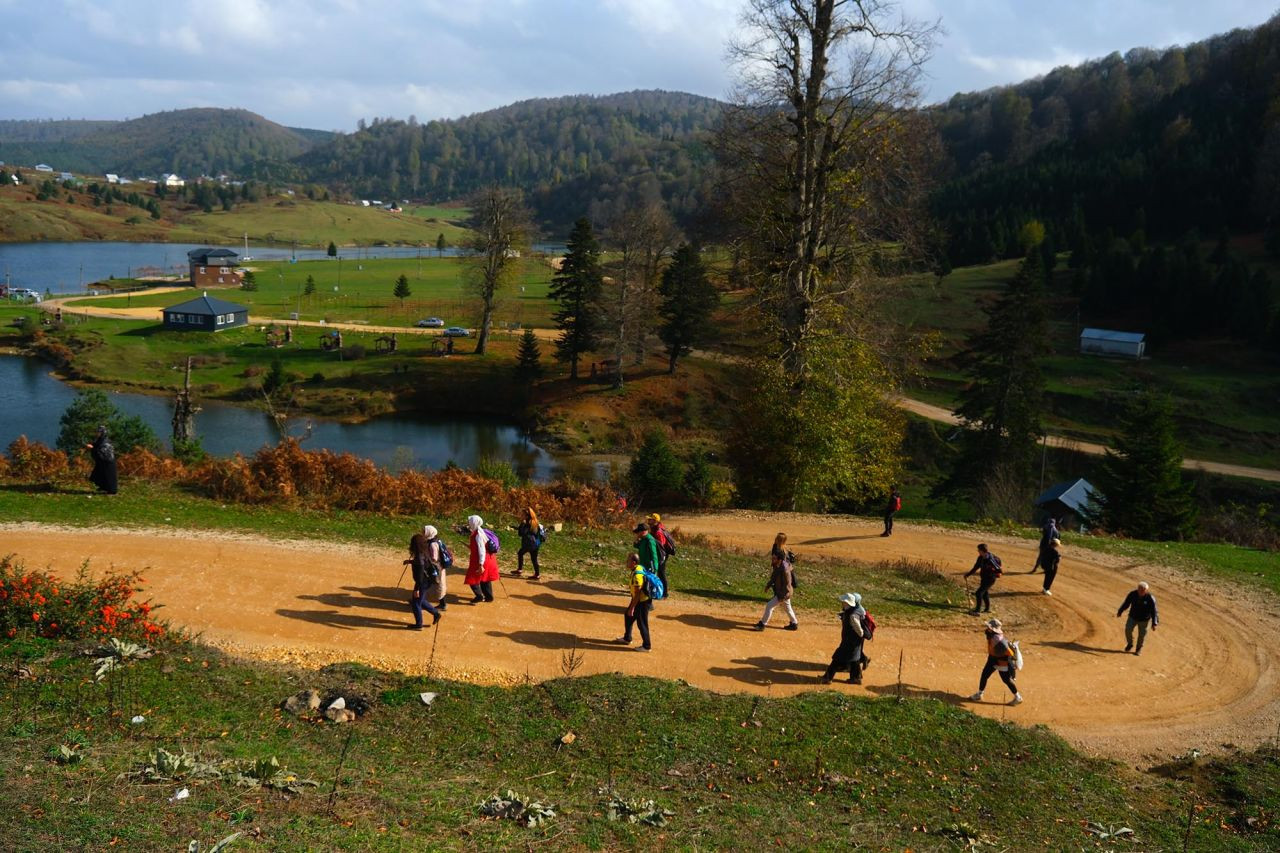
xmin=118 ymin=448 xmax=190 ymax=480
xmin=5 ymin=437 xmax=69 ymax=481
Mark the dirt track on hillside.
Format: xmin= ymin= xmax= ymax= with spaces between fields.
xmin=6 ymin=513 xmax=1279 ymax=766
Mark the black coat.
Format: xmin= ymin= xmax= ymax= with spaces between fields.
xmin=88 ymin=436 xmax=118 ymax=494
xmin=829 ymin=608 xmax=865 ymax=665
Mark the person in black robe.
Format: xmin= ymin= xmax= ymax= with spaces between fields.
xmin=820 ymin=592 xmax=867 ymax=684
xmin=86 ymin=426 xmax=118 ymax=495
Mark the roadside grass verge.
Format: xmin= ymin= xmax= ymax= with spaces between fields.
xmin=0 ymin=479 xmax=962 ymax=623
xmin=4 ymin=632 xmax=1268 ymax=850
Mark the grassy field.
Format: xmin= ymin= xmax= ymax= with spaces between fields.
xmin=889 ymin=260 xmax=1280 ymax=468
xmin=171 ymin=199 xmax=473 ymax=248
xmin=71 ymin=255 xmax=558 ymax=330
xmin=1 ymin=483 xmax=1277 ymax=849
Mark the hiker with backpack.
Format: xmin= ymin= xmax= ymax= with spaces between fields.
xmin=464 ymin=514 xmax=499 ymax=603
xmin=512 ymin=507 xmax=545 ymax=580
xmin=756 ymin=548 xmax=798 ymax=631
xmin=634 ymin=522 xmax=661 ymax=585
xmin=403 ymin=525 xmax=444 ymax=629
xmin=1117 ymin=581 xmax=1159 ymax=655
xmin=648 ymin=514 xmax=677 ymax=595
xmin=1030 ymin=517 xmax=1059 ymax=573
xmin=821 ymin=592 xmax=872 ymax=684
xmin=881 ymin=486 xmax=901 ymax=537
xmin=86 ymin=425 xmax=118 ymax=495
xmin=614 ymin=552 xmax=654 ymax=651
xmin=969 ymin=617 xmax=1023 ymax=705
xmin=1040 ymin=537 xmax=1062 ymax=596
xmin=964 ymin=543 xmax=1003 ymax=614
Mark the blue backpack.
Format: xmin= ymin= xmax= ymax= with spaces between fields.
xmin=641 ymin=569 xmax=665 ymax=600
xmin=433 ymin=538 xmax=454 ymax=569
xmin=483 ymin=527 xmax=501 ymax=554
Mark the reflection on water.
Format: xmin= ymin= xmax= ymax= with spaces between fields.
xmin=0 ymin=355 xmax=557 ymax=481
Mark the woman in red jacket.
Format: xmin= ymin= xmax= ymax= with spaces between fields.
xmin=465 ymin=514 xmax=499 ymax=602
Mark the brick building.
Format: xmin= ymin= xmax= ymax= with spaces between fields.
xmin=187 ymin=248 xmax=243 ymax=289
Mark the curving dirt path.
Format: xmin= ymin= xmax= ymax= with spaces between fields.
xmin=6 ymin=513 xmax=1279 ymax=766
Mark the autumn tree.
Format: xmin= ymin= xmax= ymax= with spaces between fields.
xmin=657 ymin=244 xmax=719 ymax=373
xmin=466 ymin=186 xmax=530 ymax=355
xmin=601 ymin=199 xmax=679 ymax=387
xmin=717 ymin=0 xmax=937 ymax=509
xmin=548 ymin=217 xmax=604 ymax=379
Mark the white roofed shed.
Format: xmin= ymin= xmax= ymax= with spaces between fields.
xmin=1079 ymin=328 xmax=1145 ymax=359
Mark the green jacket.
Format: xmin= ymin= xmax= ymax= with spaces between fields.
xmin=635 ymin=533 xmax=660 ymax=573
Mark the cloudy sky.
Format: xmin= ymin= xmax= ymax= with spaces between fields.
xmin=0 ymin=0 xmax=1273 ymax=131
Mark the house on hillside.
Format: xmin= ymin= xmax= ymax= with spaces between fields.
xmin=1080 ymin=328 xmax=1146 ymax=359
xmin=162 ymin=293 xmax=249 ymax=332
xmin=59 ymin=172 xmax=74 ymax=181
xmin=35 ymin=164 xmax=53 ymax=172
xmin=187 ymin=247 xmax=242 ymax=289
xmin=1033 ymin=478 xmax=1098 ymax=531
xmin=105 ymin=174 xmax=119 ymax=184
xmin=162 ymin=173 xmax=185 ymax=188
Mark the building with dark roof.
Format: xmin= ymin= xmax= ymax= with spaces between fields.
xmin=187 ymin=247 xmax=242 ymax=289
xmin=1033 ymin=478 xmax=1099 ymax=531
xmin=162 ymin=293 xmax=249 ymax=332
xmin=1079 ymin=328 xmax=1146 ymax=359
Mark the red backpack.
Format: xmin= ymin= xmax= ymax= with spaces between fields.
xmin=862 ymin=611 xmax=877 ymax=641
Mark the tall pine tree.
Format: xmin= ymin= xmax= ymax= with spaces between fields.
xmin=658 ymin=243 xmax=719 ymax=373
xmin=940 ymin=249 xmax=1050 ymax=516
xmin=548 ymin=218 xmax=603 ymax=379
xmin=515 ymin=328 xmax=542 ymax=381
xmin=1087 ymin=392 xmax=1196 ymax=540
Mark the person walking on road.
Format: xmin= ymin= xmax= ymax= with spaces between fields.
xmin=1117 ymin=581 xmax=1159 ymax=655
xmin=821 ymin=593 xmax=867 ymax=684
xmin=464 ymin=515 xmax=499 ymax=603
xmin=1031 ymin=517 xmax=1059 ymax=573
xmin=648 ymin=513 xmax=676 ymax=595
xmin=881 ymin=486 xmax=901 ymax=537
xmin=86 ymin=425 xmax=119 ymax=495
xmin=634 ymin=522 xmax=661 ymax=589
xmin=403 ymin=525 xmax=443 ymax=629
xmin=1040 ymin=538 xmax=1062 ymax=595
xmin=964 ymin=543 xmax=1003 ymax=613
xmin=512 ymin=507 xmax=545 ymax=580
xmin=614 ymin=553 xmax=652 ymax=651
xmin=756 ymin=549 xmax=799 ymax=631
xmin=968 ymin=618 xmax=1022 ymax=705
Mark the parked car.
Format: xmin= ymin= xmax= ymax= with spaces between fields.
xmin=416 ymin=317 xmax=445 ymax=328
xmin=443 ymin=326 xmax=470 ymax=337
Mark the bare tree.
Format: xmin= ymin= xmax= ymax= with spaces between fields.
xmin=466 ymin=186 xmax=532 ymax=355
xmin=602 ymin=201 xmax=680 ymax=386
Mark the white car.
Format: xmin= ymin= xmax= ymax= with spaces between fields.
xmin=416 ymin=317 xmax=445 ymax=328
xmin=442 ymin=326 xmax=470 ymax=337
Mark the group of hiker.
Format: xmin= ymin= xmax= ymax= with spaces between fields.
xmin=398 ymin=502 xmax=1162 ymax=705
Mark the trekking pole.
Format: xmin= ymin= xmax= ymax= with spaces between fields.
xmin=397 ymin=562 xmax=410 ymax=588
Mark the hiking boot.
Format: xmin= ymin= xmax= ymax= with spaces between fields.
xmin=1042 ymin=589 xmax=1052 ymax=596
xmin=1124 ymin=643 xmax=1133 ymax=652
xmin=754 ymin=621 xmax=765 ymax=631
xmin=1134 ymin=646 xmax=1142 ymax=656
xmin=636 ymin=646 xmax=651 ymax=653
xmin=406 ymin=624 xmax=423 ymax=631
xmin=784 ymin=622 xmax=799 ymax=631
xmin=880 ymin=532 xmax=890 ymax=537
xmin=847 ymin=677 xmax=862 ymax=685
xmin=861 ymin=656 xmax=871 ymax=670
xmin=820 ymin=676 xmax=833 ymax=685
xmin=432 ymin=612 xmax=442 ymax=625
xmin=968 ymin=691 xmax=984 ymax=702
xmin=1010 ymin=693 xmax=1023 ymax=706
xmin=613 ymin=637 xmax=631 ymax=645
xmin=531 ymin=574 xmax=541 ymax=581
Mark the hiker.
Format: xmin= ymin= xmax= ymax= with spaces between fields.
xmin=964 ymin=543 xmax=1003 ymax=613
xmin=421 ymin=524 xmax=451 ymax=611
xmin=756 ymin=549 xmax=798 ymax=631
xmin=512 ymin=507 xmax=544 ymax=580
xmin=403 ymin=525 xmax=442 ymax=629
xmin=881 ymin=486 xmax=901 ymax=536
xmin=1031 ymin=517 xmax=1059 ymax=572
xmin=1041 ymin=538 xmax=1062 ymax=596
xmin=634 ymin=522 xmax=661 ymax=587
xmin=614 ymin=552 xmax=652 ymax=651
xmin=821 ymin=593 xmax=867 ymax=684
xmin=85 ymin=425 xmax=118 ymax=495
xmin=770 ymin=531 xmax=788 ymax=561
xmin=648 ymin=513 xmax=677 ymax=595
xmin=1117 ymin=581 xmax=1159 ymax=655
xmin=464 ymin=514 xmax=498 ymax=603
xmin=968 ymin=617 xmax=1022 ymax=705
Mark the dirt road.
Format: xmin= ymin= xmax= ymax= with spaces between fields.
xmin=7 ymin=513 xmax=1279 ymax=765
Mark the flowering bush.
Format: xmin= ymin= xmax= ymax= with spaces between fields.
xmin=0 ymin=556 xmax=164 ymax=642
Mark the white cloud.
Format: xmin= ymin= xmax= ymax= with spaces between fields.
xmin=959 ymin=47 xmax=1086 ymax=82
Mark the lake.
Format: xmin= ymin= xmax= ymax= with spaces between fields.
xmin=0 ymin=355 xmax=558 ymax=480
xmin=0 ymin=240 xmax=567 ymax=295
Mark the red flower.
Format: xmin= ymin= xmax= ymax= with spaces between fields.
xmin=31 ymin=612 xmax=40 ymax=621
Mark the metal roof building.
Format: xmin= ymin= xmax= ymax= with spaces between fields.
xmin=162 ymin=293 xmax=249 ymax=332
xmin=1080 ymin=328 xmax=1146 ymax=359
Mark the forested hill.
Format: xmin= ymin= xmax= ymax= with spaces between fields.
xmin=0 ymin=109 xmax=328 ymax=179
xmin=931 ymin=15 xmax=1280 ymax=266
xmin=294 ymin=90 xmax=723 ymax=229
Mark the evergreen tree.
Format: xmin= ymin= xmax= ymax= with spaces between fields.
xmin=327 ymin=241 xmax=337 ymax=257
xmin=393 ymin=273 xmax=411 ymax=305
xmin=56 ymin=389 xmax=158 ymax=456
xmin=940 ymin=250 xmax=1050 ymax=516
xmin=239 ymin=270 xmax=258 ymax=291
xmin=657 ymin=243 xmax=719 ymax=374
xmin=627 ymin=429 xmax=685 ymax=503
xmin=548 ymin=217 xmax=604 ymax=379
xmin=515 ymin=328 xmax=542 ymax=381
xmin=436 ymin=233 xmax=446 ymax=256
xmin=1088 ymin=392 xmax=1197 ymax=540
xmin=303 ymin=275 xmax=316 ymax=297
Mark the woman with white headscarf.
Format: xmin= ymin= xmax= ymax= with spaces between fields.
xmin=464 ymin=514 xmax=499 ymax=602
xmin=820 ymin=592 xmax=867 ymax=685
xmin=404 ymin=524 xmax=444 ymax=629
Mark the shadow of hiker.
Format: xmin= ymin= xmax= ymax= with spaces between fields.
xmin=884 ymin=597 xmax=960 ymax=612
xmin=0 ymin=482 xmax=94 ymax=496
xmin=657 ymin=612 xmax=756 ymax=631
xmin=863 ymin=682 xmax=966 ymax=705
xmin=275 ymin=608 xmax=407 ymax=631
xmin=486 ymin=629 xmax=634 ymax=652
xmin=510 ymin=592 xmax=620 ymax=616
xmin=795 ymin=535 xmax=883 ymax=545
xmin=533 ymin=578 xmax=623 ymax=597
xmin=678 ymin=587 xmax=761 ymax=604
xmin=297 ymin=588 xmax=407 ymax=615
xmin=1037 ymin=639 xmax=1129 ymax=656
xmin=706 ymin=656 xmax=828 ymax=686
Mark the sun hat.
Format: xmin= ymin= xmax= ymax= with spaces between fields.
xmin=838 ymin=592 xmax=861 ymax=608
xmin=986 ymin=618 xmax=1003 ymax=630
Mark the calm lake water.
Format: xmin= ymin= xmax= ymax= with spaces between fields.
xmin=0 ymin=240 xmax=567 ymax=295
xmin=0 ymin=355 xmax=558 ymax=480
